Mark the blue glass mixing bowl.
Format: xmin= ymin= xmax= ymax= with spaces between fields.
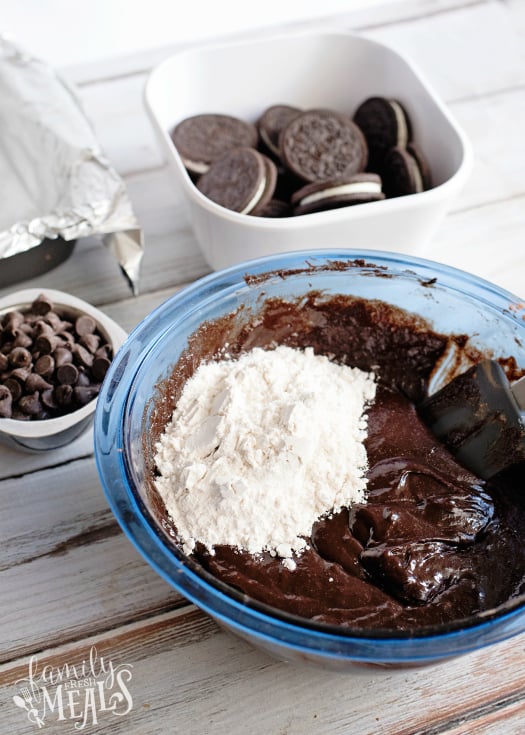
xmin=94 ymin=250 xmax=525 ymax=670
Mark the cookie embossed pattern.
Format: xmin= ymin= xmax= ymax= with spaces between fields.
xmin=145 ymin=30 xmax=472 ymax=269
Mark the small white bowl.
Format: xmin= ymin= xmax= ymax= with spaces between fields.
xmin=0 ymin=289 xmax=127 ymax=452
xmin=144 ymin=29 xmax=472 ymax=271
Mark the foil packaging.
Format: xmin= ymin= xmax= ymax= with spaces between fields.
xmin=0 ymin=36 xmax=143 ymax=294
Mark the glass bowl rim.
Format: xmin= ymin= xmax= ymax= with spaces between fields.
xmin=94 ymin=248 xmax=525 ymax=660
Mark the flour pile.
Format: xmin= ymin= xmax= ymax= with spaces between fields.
xmin=154 ymin=345 xmax=376 ymax=568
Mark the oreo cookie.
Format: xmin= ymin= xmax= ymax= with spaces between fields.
xmin=169 ymin=95 xmax=432 ymax=217
xmin=382 ymin=144 xmax=431 ymax=198
xmin=196 ymin=147 xmax=277 ymax=214
xmin=253 ymin=199 xmax=291 ymax=218
xmin=280 ymin=109 xmax=368 ymax=183
xmin=353 ymin=97 xmax=412 ymax=172
xmin=171 ymin=114 xmax=258 ymax=175
xmin=257 ymin=104 xmax=301 ymax=159
xmin=291 ymin=174 xmax=385 ymax=215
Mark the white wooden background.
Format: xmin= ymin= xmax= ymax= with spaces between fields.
xmin=1 ymin=1 xmax=525 ymax=733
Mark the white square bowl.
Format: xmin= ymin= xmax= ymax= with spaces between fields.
xmin=144 ymin=30 xmax=472 ymax=271
xmin=0 ymin=289 xmax=127 ymax=452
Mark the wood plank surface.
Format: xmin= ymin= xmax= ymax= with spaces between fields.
xmin=1 ymin=608 xmax=524 ymax=734
xmin=1 ymin=529 xmax=183 ymax=663
xmin=62 ymin=1 xmax=481 ymax=86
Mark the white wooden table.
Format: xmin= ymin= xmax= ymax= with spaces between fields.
xmin=1 ymin=1 xmax=525 ymax=732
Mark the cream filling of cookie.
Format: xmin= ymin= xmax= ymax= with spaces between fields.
xmin=407 ymin=153 xmax=424 ymax=193
xmin=181 ymin=158 xmax=210 ymax=174
xmin=299 ymin=180 xmax=382 ymax=207
xmin=389 ymin=100 xmax=409 ymax=149
xmin=241 ymin=176 xmax=267 ymax=214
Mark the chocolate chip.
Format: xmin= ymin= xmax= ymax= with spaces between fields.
xmin=72 ymin=343 xmax=93 ymax=369
xmin=25 ymin=373 xmax=53 ymax=392
xmin=18 ymin=391 xmax=43 ymax=416
xmin=0 ymin=385 xmax=13 ymax=418
xmin=34 ymin=333 xmax=64 ymax=355
xmin=34 ymin=354 xmax=55 ymax=377
xmin=74 ymin=384 xmax=100 ymax=405
xmin=2 ymin=311 xmax=24 ymax=330
xmin=9 ymin=346 xmax=32 ymax=368
xmin=57 ymin=332 xmax=75 ymax=350
xmin=55 ymin=384 xmax=73 ymax=407
xmin=92 ymin=356 xmax=111 ymax=381
xmin=75 ymin=314 xmax=96 ymax=337
xmin=95 ymin=344 xmax=112 ymax=360
xmin=13 ymin=331 xmax=33 ymax=349
xmin=41 ymin=388 xmax=58 ymax=410
xmin=76 ymin=369 xmax=91 ymax=387
xmin=31 ymin=294 xmax=54 ymax=316
xmin=34 ymin=320 xmax=54 ymax=337
xmin=0 ymin=293 xmax=114 ymax=422
xmin=80 ymin=333 xmax=100 ymax=354
xmin=53 ymin=347 xmax=73 ymax=367
xmin=19 ymin=321 xmax=34 ymax=334
xmin=42 ymin=311 xmax=64 ymax=330
xmin=57 ymin=363 xmax=79 ymax=385
xmin=4 ymin=377 xmax=22 ymax=402
xmin=9 ymin=367 xmax=30 ymax=383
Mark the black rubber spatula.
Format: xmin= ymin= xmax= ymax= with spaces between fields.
xmin=419 ymin=359 xmax=525 ymax=480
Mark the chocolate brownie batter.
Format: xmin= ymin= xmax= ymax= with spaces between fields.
xmin=148 ymin=291 xmax=525 ymax=632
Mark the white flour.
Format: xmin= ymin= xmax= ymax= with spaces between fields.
xmin=154 ymin=345 xmax=376 ymax=569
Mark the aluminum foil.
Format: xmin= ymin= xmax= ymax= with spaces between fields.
xmin=0 ymin=36 xmax=143 ymax=294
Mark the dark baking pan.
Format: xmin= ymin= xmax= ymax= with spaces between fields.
xmin=0 ymin=237 xmax=75 ymax=289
